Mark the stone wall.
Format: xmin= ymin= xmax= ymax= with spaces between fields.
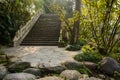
xmin=13 ymin=10 xmax=43 ymax=46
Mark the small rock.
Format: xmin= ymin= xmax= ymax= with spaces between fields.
xmin=23 ymin=68 xmax=41 ymax=77
xmin=60 ymin=70 xmax=81 ymax=80
xmin=0 ymin=55 xmax=6 ymax=62
xmin=82 ymin=62 xmax=97 ymax=70
xmin=79 ymin=77 xmax=102 ymax=80
xmin=3 ymin=73 xmax=35 ymax=80
xmin=63 ymin=61 xmax=82 ymax=70
xmin=8 ymin=61 xmax=31 ymax=72
xmin=98 ymin=74 xmax=106 ymax=79
xmin=41 ymin=66 xmax=65 ymax=74
xmin=37 ymin=76 xmax=62 ymax=80
xmin=0 ymin=66 xmax=8 ymax=80
xmin=82 ymin=74 xmax=89 ymax=78
xmin=100 ymin=57 xmax=120 ymax=75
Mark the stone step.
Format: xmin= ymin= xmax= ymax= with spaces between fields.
xmin=21 ymin=14 xmax=60 ymax=46
xmin=26 ymin=34 xmax=59 ymax=37
xmin=29 ymin=32 xmax=59 ymax=34
xmin=21 ymin=42 xmax=58 ymax=46
xmin=26 ymin=35 xmax=59 ymax=37
xmin=22 ymin=40 xmax=58 ymax=43
xmin=23 ymin=37 xmax=59 ymax=39
xmin=31 ymin=28 xmax=60 ymax=34
xmin=23 ymin=39 xmax=58 ymax=41
xmin=29 ymin=28 xmax=60 ymax=30
xmin=36 ymin=23 xmax=60 ymax=26
xmin=35 ymin=24 xmax=60 ymax=27
xmin=27 ymin=32 xmax=59 ymax=34
xmin=29 ymin=31 xmax=59 ymax=35
xmin=40 ymin=14 xmax=59 ymax=18
xmin=38 ymin=19 xmax=60 ymax=22
xmin=31 ymin=28 xmax=60 ymax=30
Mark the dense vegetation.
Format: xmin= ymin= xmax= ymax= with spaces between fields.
xmin=0 ymin=0 xmax=43 ymax=45
xmin=52 ymin=0 xmax=120 ymax=55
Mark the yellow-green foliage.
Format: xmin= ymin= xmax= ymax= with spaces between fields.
xmin=82 ymin=44 xmax=93 ymax=53
xmin=81 ymin=0 xmax=120 ymax=55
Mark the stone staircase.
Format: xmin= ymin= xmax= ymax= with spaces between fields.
xmin=21 ymin=14 xmax=61 ymax=46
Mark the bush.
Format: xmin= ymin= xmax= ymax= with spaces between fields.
xmin=77 ymin=66 xmax=92 ymax=75
xmin=74 ymin=51 xmax=103 ymax=63
xmin=0 ymin=1 xmax=31 ymax=45
xmin=77 ymin=39 xmax=87 ymax=46
xmin=81 ymin=44 xmax=94 ymax=53
xmin=66 ymin=44 xmax=81 ymax=51
xmin=0 ymin=0 xmax=44 ymax=45
xmin=113 ymin=46 xmax=120 ymax=53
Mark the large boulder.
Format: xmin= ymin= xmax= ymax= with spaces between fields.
xmin=3 ymin=73 xmax=35 ymax=80
xmin=37 ymin=76 xmax=62 ymax=80
xmin=41 ymin=66 xmax=65 ymax=74
xmin=82 ymin=62 xmax=97 ymax=70
xmin=23 ymin=68 xmax=41 ymax=77
xmin=63 ymin=61 xmax=82 ymax=70
xmin=0 ymin=66 xmax=8 ymax=80
xmin=60 ymin=70 xmax=81 ymax=80
xmin=100 ymin=57 xmax=120 ymax=75
xmin=8 ymin=62 xmax=31 ymax=72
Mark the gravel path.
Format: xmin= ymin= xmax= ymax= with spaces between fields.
xmin=4 ymin=46 xmax=81 ymax=67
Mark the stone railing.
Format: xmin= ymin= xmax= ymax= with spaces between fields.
xmin=13 ymin=10 xmax=43 ymax=46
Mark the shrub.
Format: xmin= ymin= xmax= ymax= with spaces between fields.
xmin=74 ymin=51 xmax=103 ymax=63
xmin=77 ymin=39 xmax=87 ymax=46
xmin=81 ymin=44 xmax=93 ymax=53
xmin=66 ymin=44 xmax=81 ymax=51
xmin=77 ymin=66 xmax=92 ymax=75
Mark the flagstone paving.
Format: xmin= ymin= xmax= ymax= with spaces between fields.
xmin=3 ymin=46 xmax=81 ymax=67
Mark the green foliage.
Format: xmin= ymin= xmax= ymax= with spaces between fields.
xmin=81 ymin=44 xmax=94 ymax=53
xmin=77 ymin=66 xmax=92 ymax=75
xmin=114 ymin=71 xmax=120 ymax=77
xmin=58 ymin=40 xmax=67 ymax=47
xmin=43 ymin=0 xmax=54 ymax=13
xmin=0 ymin=0 xmax=30 ymax=45
xmin=66 ymin=44 xmax=81 ymax=51
xmin=81 ymin=0 xmax=120 ymax=55
xmin=0 ymin=0 xmax=43 ymax=45
xmin=77 ymin=39 xmax=87 ymax=46
xmin=74 ymin=50 xmax=103 ymax=63
xmin=53 ymin=4 xmax=80 ymax=44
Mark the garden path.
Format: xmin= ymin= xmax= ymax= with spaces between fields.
xmin=4 ymin=46 xmax=81 ymax=67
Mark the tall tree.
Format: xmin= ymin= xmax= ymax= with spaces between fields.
xmin=70 ymin=0 xmax=81 ymax=44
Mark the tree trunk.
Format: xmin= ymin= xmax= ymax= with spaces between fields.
xmin=70 ymin=0 xmax=81 ymax=44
